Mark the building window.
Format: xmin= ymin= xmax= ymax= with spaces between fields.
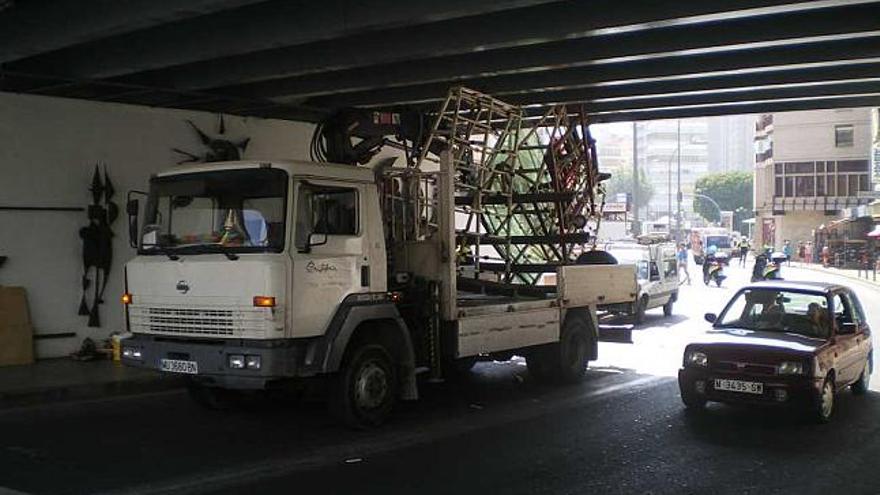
xmin=835 ymin=125 xmax=854 ymax=147
xmin=795 ymin=176 xmax=815 ymax=197
xmin=859 ymin=174 xmax=870 ymax=192
xmin=775 ymin=177 xmax=784 ymax=197
xmin=837 ymin=160 xmax=868 ymax=173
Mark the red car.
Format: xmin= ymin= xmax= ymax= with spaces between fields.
xmin=678 ymin=281 xmax=872 ymax=423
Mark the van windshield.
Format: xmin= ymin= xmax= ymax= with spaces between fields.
xmin=140 ymin=168 xmax=288 ymax=254
xmin=706 ymin=235 xmax=730 ymax=249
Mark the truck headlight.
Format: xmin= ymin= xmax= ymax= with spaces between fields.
xmin=245 ymin=355 xmax=262 ymax=370
xmin=777 ymin=361 xmax=804 ymax=375
xmin=122 ymin=347 xmax=143 ymax=360
xmin=685 ymin=350 xmax=708 ymax=367
xmin=228 ymin=354 xmax=245 ymax=369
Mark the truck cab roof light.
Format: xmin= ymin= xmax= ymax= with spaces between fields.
xmin=121 ymin=293 xmax=133 ymax=305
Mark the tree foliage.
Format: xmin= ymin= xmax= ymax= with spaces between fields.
xmin=603 ymin=167 xmax=653 ymax=207
xmin=693 ymin=171 xmax=753 ymax=224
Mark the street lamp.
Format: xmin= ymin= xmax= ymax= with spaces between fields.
xmin=692 ymin=193 xmax=722 ymax=224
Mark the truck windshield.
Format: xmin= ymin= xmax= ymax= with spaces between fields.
xmin=705 ymin=235 xmax=730 ymax=249
xmin=140 ymin=168 xmax=288 ymax=254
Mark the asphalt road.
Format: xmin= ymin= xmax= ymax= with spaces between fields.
xmin=2 ymin=259 xmax=880 ymax=495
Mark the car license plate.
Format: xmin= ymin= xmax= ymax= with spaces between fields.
xmin=160 ymin=359 xmax=198 ymax=375
xmin=714 ymin=378 xmax=763 ymax=395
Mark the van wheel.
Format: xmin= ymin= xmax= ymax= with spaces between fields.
xmin=663 ymin=296 xmax=675 ymax=317
xmin=186 ymin=381 xmax=240 ymax=410
xmin=633 ymin=296 xmax=648 ymax=325
xmin=329 ymin=344 xmax=397 ymax=429
xmin=526 ymin=315 xmax=592 ymax=384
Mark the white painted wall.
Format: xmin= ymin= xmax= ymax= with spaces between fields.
xmin=773 ymin=108 xmax=872 ymax=162
xmin=0 ymin=92 xmax=314 ymax=358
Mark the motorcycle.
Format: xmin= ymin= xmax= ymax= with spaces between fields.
xmin=703 ymin=252 xmax=728 ymax=287
xmin=751 ymin=251 xmax=786 ymax=281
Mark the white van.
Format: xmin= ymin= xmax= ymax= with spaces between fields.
xmin=603 ymin=241 xmax=680 ymax=324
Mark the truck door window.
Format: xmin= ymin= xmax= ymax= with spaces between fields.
xmin=832 ymin=294 xmax=853 ymax=324
xmin=664 ymin=259 xmax=677 ymax=278
xmin=296 ymin=184 xmax=358 ymax=249
xmin=650 ymin=262 xmax=660 ymax=280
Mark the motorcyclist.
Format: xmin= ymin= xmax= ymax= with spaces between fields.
xmin=752 ymin=251 xmax=768 ymax=282
xmin=702 ymin=244 xmax=718 ymax=280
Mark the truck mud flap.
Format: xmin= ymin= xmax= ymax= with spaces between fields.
xmin=597 ymin=324 xmax=633 ymax=344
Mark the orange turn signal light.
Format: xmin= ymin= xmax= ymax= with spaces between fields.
xmin=253 ymin=296 xmax=276 ymax=308
xmin=121 ymin=293 xmax=133 ymax=305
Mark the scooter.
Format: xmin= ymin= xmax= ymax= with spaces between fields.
xmin=703 ymin=252 xmax=728 ymax=287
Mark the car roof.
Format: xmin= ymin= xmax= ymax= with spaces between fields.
xmin=744 ymin=280 xmax=849 ymax=294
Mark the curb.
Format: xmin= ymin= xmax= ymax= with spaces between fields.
xmin=790 ymin=263 xmax=880 ymax=288
xmin=0 ymin=375 xmax=185 ymax=410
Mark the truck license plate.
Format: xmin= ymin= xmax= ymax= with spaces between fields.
xmin=160 ymin=359 xmax=198 ymax=375
xmin=714 ymin=378 xmax=762 ymax=395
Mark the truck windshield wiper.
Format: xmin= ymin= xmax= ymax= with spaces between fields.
xmin=145 ymin=245 xmax=179 ymax=260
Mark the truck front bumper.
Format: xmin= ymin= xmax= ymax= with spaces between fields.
xmin=120 ymin=334 xmax=322 ymax=389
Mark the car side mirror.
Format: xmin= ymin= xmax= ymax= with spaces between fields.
xmin=838 ymin=322 xmax=858 ymax=335
xmin=704 ymin=313 xmax=717 ymax=323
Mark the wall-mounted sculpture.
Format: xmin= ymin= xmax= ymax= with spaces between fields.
xmin=78 ymin=165 xmax=117 ymax=327
xmin=172 ymin=115 xmax=250 ymax=164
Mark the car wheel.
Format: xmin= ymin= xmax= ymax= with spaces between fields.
xmin=680 ymin=386 xmax=706 ymax=410
xmin=329 ymin=344 xmax=397 ymax=429
xmin=813 ymin=377 xmax=835 ymax=424
xmin=852 ymin=359 xmax=871 ymax=395
xmin=663 ymin=296 xmax=674 ymax=317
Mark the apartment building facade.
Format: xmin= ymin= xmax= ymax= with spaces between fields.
xmin=753 ymin=108 xmax=874 ymax=250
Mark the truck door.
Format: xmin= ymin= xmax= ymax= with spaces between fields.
xmin=290 ymin=180 xmax=366 ymax=338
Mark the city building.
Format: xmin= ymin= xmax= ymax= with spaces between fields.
xmin=707 ymin=114 xmax=755 ymax=173
xmin=753 ymin=108 xmax=875 ymax=251
xmin=635 ymin=118 xmax=709 ymax=221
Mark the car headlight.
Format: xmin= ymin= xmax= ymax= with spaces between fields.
xmin=228 ymin=354 xmax=245 ymax=369
xmin=776 ymin=361 xmax=804 ymax=375
xmin=686 ymin=350 xmax=708 ymax=367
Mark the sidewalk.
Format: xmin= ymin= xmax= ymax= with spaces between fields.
xmin=789 ymin=261 xmax=880 ymax=287
xmin=0 ymin=358 xmax=184 ymax=409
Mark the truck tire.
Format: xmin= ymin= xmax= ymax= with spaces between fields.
xmin=663 ymin=295 xmax=674 ymax=317
xmin=329 ymin=343 xmax=397 ymax=428
xmin=526 ymin=314 xmax=593 ymax=384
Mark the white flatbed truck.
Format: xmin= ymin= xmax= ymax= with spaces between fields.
xmin=121 ymin=156 xmax=636 ymax=426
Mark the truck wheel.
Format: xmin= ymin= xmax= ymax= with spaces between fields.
xmin=186 ymin=382 xmax=240 ymax=411
xmin=329 ymin=344 xmax=397 ymax=428
xmin=557 ymin=316 xmax=592 ymax=383
xmin=526 ymin=315 xmax=592 ymax=384
xmin=663 ymin=295 xmax=675 ymax=317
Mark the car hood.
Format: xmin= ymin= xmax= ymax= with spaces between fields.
xmin=690 ymin=327 xmax=827 ymax=354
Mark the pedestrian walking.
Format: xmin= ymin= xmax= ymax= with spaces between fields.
xmin=738 ymin=237 xmax=749 ymax=267
xmin=783 ymin=240 xmax=793 ymax=266
xmin=677 ymin=243 xmax=690 ymax=285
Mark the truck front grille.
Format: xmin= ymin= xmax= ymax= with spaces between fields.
xmin=129 ymin=305 xmax=269 ymax=337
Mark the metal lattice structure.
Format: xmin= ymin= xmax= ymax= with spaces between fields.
xmin=387 ymin=87 xmax=606 ymax=287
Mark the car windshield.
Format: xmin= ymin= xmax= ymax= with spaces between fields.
xmin=140 ymin=168 xmax=288 ymax=254
xmin=716 ymin=288 xmax=831 ymax=339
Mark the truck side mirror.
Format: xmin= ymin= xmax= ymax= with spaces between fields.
xmin=127 ymin=199 xmax=139 ymax=249
xmin=126 ymin=191 xmax=147 ymax=249
xmin=300 ymin=232 xmax=328 ymax=253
